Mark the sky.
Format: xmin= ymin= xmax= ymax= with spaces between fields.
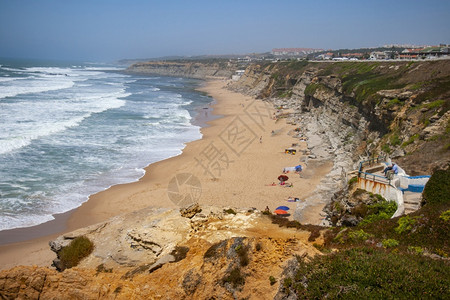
xmin=0 ymin=0 xmax=449 ymax=62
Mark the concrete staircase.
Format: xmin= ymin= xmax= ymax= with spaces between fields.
xmin=403 ymin=191 xmax=422 ymax=214
xmin=357 ymin=159 xmax=429 ymax=216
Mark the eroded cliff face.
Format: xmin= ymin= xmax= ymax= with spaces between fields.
xmin=229 ymin=60 xmax=450 ymax=175
xmin=126 ymin=61 xmax=236 ymax=79
xmin=0 ymin=206 xmax=322 ymax=299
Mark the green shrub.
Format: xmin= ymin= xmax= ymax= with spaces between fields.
xmin=423 ymin=169 xmax=450 ymax=205
xmin=382 ymin=238 xmax=399 ymax=248
xmin=284 ymin=277 xmax=293 ymax=289
xmin=269 ymin=276 xmax=277 ymax=286
xmin=235 ymin=244 xmax=249 ymax=267
xmin=351 ymin=204 xmax=368 ymax=218
xmin=408 ymin=246 xmax=424 ymax=255
xmin=402 ymin=134 xmax=419 ymax=148
xmin=386 ymin=98 xmax=402 ymax=108
xmin=348 ymin=176 xmax=358 ymax=186
xmin=381 ymin=144 xmax=391 ymax=154
xmin=389 ymin=133 xmax=402 ymax=146
xmin=304 ymin=83 xmax=321 ymax=96
xmin=359 ymin=200 xmax=397 ymax=226
xmin=348 ymin=229 xmax=373 ymax=242
xmin=424 ymin=99 xmax=445 ymax=110
xmin=395 ymin=215 xmax=418 ymax=234
xmin=58 ymin=236 xmax=94 ymax=269
xmin=289 ymin=248 xmax=450 ymax=298
xmin=440 ymin=210 xmax=450 ymax=222
xmin=222 ymin=267 xmax=245 ymax=288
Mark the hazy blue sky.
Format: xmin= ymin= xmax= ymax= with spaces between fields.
xmin=1 ymin=0 xmax=449 ymax=61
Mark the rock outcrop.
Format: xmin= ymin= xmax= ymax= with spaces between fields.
xmin=0 ymin=206 xmax=321 ymax=299
xmin=229 ymin=60 xmax=450 ymax=176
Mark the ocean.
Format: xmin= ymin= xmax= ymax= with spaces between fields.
xmin=0 ymin=58 xmax=211 ymax=231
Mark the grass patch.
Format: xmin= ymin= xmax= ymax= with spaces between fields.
xmin=440 ymin=210 xmax=450 ymax=222
xmin=348 ymin=229 xmax=373 ymax=242
xmin=423 ymin=99 xmax=445 ymax=110
xmin=402 ymin=134 xmax=419 ymax=148
xmin=288 ymin=248 xmax=450 ymax=298
xmin=382 ymin=238 xmax=399 ymax=248
xmin=381 ymin=143 xmax=391 ymax=154
xmin=358 ymin=200 xmax=397 ymax=226
xmin=408 ymin=246 xmax=424 ymax=255
xmin=304 ymin=83 xmax=321 ymax=96
xmin=386 ymin=98 xmax=403 ymax=108
xmin=348 ymin=176 xmax=358 ymax=186
xmin=389 ymin=133 xmax=402 ymax=146
xmin=395 ymin=215 xmax=419 ymax=234
xmin=58 ymin=236 xmax=94 ymax=270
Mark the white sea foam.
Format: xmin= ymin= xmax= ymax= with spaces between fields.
xmin=0 ymin=213 xmax=55 ymax=231
xmin=0 ymin=67 xmax=205 ymax=232
xmin=0 ymin=77 xmax=22 ymax=82
xmin=0 ymin=77 xmax=75 ymax=99
xmin=0 ymin=87 xmax=128 ymax=154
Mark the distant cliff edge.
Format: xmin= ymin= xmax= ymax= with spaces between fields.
xmin=126 ymin=60 xmax=237 ymax=79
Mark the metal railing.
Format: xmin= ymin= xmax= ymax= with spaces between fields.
xmin=358 ymin=156 xmax=386 ymax=173
xmin=357 ymin=156 xmax=391 ymax=185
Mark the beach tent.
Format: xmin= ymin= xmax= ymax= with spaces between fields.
xmin=276 ymin=206 xmax=289 ymax=211
xmin=274 ymin=209 xmax=289 ymax=215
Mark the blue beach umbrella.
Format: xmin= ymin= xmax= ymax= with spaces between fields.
xmin=276 ymin=206 xmax=290 ymax=211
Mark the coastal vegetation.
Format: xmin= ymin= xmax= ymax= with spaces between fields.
xmin=287 ymin=248 xmax=449 ymax=298
xmin=57 ymin=236 xmax=94 ymax=270
xmin=276 ymin=168 xmax=450 ymax=298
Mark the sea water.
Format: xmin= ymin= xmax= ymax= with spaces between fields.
xmin=0 ymin=58 xmax=210 ymax=231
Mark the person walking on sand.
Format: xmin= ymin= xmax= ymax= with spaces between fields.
xmin=260 ymin=136 xmax=262 ymax=143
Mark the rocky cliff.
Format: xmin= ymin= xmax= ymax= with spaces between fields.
xmin=0 ymin=205 xmax=322 ymax=299
xmin=229 ymin=60 xmax=450 ymax=175
xmin=126 ymin=60 xmax=237 ymax=79
xmin=2 ymin=60 xmax=449 ymax=299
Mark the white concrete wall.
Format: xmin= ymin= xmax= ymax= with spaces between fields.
xmin=398 ymin=175 xmax=430 ymax=190
xmin=357 ymin=177 xmax=405 ymax=217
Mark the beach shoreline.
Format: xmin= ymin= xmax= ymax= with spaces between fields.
xmin=0 ymin=79 xmax=332 ymax=271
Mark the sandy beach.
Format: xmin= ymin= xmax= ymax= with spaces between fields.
xmin=0 ymin=80 xmax=331 ymax=271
